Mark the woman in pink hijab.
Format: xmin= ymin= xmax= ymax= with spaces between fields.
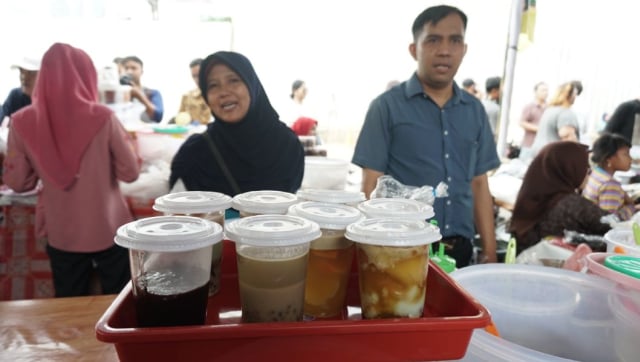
xmin=3 ymin=43 xmax=140 ymax=297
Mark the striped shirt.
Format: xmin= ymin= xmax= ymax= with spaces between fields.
xmin=583 ymin=166 xmax=635 ymax=221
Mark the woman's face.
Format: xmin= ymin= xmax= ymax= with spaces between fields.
xmin=205 ymin=63 xmax=250 ymax=123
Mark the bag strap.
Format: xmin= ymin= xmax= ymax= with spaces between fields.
xmin=202 ymin=133 xmax=242 ymax=195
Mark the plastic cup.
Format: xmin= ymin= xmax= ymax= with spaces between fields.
xmin=153 ymin=191 xmax=232 ymax=296
xmin=296 ymin=189 xmax=366 ymax=207
xmin=288 ymin=202 xmax=364 ymax=318
xmin=357 ymin=198 xmax=434 ymax=220
xmin=114 ymin=216 xmax=223 ymax=327
xmin=231 ymin=190 xmax=298 ymax=217
xmin=225 ymin=215 xmax=321 ymax=323
xmin=345 ymin=218 xmax=441 ymax=319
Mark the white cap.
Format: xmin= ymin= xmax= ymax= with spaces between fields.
xmin=231 ymin=190 xmax=298 ymax=214
xmin=345 ymin=218 xmax=441 ymax=247
xmin=288 ymin=202 xmax=364 ymax=230
xmin=11 ymin=56 xmax=41 ymax=71
xmin=153 ymin=191 xmax=232 ymax=214
xmin=357 ymin=198 xmax=434 ymax=220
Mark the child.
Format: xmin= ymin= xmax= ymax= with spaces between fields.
xmin=583 ymin=133 xmax=638 ymax=221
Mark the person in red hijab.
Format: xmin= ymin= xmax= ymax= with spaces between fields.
xmin=508 ymin=141 xmax=610 ymax=254
xmin=291 ymin=117 xmax=318 ymax=136
xmin=3 ymin=43 xmax=140 ymax=297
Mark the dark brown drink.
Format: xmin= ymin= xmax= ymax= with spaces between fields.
xmin=133 ymin=270 xmax=209 ymax=327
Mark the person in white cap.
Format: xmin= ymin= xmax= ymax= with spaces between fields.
xmin=0 ymin=56 xmax=41 ymax=125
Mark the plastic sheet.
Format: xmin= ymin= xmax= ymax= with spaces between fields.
xmin=371 ymin=175 xmax=447 ymax=206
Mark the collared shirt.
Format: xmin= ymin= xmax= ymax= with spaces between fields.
xmin=520 ymin=101 xmax=546 ymax=147
xmin=583 ymin=166 xmax=635 ymax=221
xmin=0 ymin=88 xmax=31 ymax=126
xmin=352 ymin=73 xmax=500 ymax=239
xmin=138 ymin=88 xmax=164 ymax=123
xmin=179 ymin=88 xmax=211 ymax=125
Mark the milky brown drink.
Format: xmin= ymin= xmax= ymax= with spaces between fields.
xmin=237 ymin=250 xmax=307 ymax=322
xmin=345 ymin=218 xmax=441 ymax=319
xmin=225 ymin=215 xmax=321 ymax=323
xmin=153 ymin=191 xmax=231 ymax=296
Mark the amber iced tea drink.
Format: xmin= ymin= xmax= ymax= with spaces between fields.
xmin=224 ymin=215 xmax=321 ymax=323
xmin=288 ymin=202 xmax=364 ymax=318
xmin=345 ymin=218 xmax=441 ymax=319
xmin=153 ymin=191 xmax=231 ymax=296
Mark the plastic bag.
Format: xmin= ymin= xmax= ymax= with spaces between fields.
xmin=515 ymin=239 xmax=574 ymax=267
xmin=371 ymin=175 xmax=448 ymax=206
xmin=119 ymin=160 xmax=170 ymax=200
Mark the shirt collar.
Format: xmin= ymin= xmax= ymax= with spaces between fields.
xmin=404 ymin=72 xmax=472 ymax=106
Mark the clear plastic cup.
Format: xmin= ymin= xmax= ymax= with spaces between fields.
xmin=114 ymin=216 xmax=223 ymax=327
xmin=153 ymin=191 xmax=232 ymax=296
xmin=225 ymin=215 xmax=321 ymax=323
xmin=288 ymin=201 xmax=364 ymax=318
xmin=296 ymin=189 xmax=366 ymax=207
xmin=345 ymin=218 xmax=441 ymax=319
xmin=357 ymin=198 xmax=434 ymax=220
xmin=231 ymin=190 xmax=298 ymax=217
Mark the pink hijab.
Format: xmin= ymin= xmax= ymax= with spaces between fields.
xmin=11 ymin=43 xmax=111 ymax=190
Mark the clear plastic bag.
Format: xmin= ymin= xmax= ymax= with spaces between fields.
xmin=371 ymin=175 xmax=448 ymax=206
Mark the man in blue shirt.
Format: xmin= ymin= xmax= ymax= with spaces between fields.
xmin=121 ymin=56 xmax=164 ymax=122
xmin=0 ymin=56 xmax=41 ymax=126
xmin=352 ymin=5 xmax=500 ymax=266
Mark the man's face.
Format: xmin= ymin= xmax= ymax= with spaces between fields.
xmin=190 ymin=64 xmax=200 ymax=87
xmin=19 ymin=68 xmax=38 ymax=96
xmin=535 ymin=84 xmax=548 ymax=103
xmin=409 ymin=13 xmax=467 ymax=90
xmin=123 ymin=60 xmax=143 ymax=85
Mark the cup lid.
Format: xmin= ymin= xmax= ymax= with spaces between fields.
xmin=345 ymin=218 xmax=441 ymax=246
xmin=153 ymin=191 xmax=232 ymax=214
xmin=114 ymin=216 xmax=223 ymax=252
xmin=231 ymin=190 xmax=298 ymax=214
xmin=296 ymin=189 xmax=366 ymax=204
xmin=357 ymin=198 xmax=434 ymax=220
xmin=605 ymin=255 xmax=640 ymax=279
xmin=287 ymin=201 xmax=364 ymax=230
xmin=225 ymin=214 xmax=321 ymax=246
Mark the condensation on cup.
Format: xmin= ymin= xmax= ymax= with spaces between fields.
xmin=153 ymin=191 xmax=232 ymax=296
xmin=345 ymin=218 xmax=441 ymax=319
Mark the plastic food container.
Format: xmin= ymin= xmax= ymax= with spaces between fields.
xmin=296 ymin=188 xmax=366 ymax=206
xmin=585 ymin=252 xmax=640 ymax=291
xmin=288 ymin=202 xmax=364 ymax=318
xmin=231 ymin=190 xmax=298 ymax=217
xmin=357 ymin=198 xmax=434 ymax=220
xmin=603 ymin=229 xmax=640 ymax=256
xmin=153 ymin=191 xmax=232 ymax=296
xmin=449 ymin=264 xmax=640 ymax=362
xmin=301 ymin=157 xmax=350 ymax=190
xmin=96 ymin=240 xmax=491 ymax=362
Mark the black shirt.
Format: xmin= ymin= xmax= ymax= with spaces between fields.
xmin=0 ymin=88 xmax=31 ymax=125
xmin=604 ymin=99 xmax=640 ymax=142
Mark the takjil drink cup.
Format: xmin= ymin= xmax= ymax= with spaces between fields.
xmin=357 ymin=198 xmax=434 ymax=221
xmin=345 ymin=218 xmax=441 ymax=319
xmin=153 ymin=191 xmax=232 ymax=296
xmin=225 ymin=215 xmax=321 ymax=323
xmin=288 ymin=201 xmax=364 ymax=318
xmin=296 ymin=189 xmax=366 ymax=207
xmin=114 ymin=216 xmax=223 ymax=327
xmin=231 ymin=190 xmax=298 ymax=217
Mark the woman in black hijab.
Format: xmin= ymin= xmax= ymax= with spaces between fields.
xmin=169 ymin=51 xmax=304 ymax=196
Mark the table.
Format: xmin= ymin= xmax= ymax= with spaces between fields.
xmin=0 ymin=294 xmax=118 ymax=361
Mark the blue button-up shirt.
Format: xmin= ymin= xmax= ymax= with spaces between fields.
xmin=352 ymin=73 xmax=500 ymax=239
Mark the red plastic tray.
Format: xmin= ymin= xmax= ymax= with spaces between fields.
xmin=96 ymin=241 xmax=490 ymax=361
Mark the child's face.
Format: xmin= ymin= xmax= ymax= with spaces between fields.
xmin=609 ymin=146 xmax=632 ymax=172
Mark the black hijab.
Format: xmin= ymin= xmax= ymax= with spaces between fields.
xmin=169 ymin=51 xmax=304 ymax=196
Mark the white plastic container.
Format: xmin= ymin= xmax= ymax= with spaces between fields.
xmin=448 ymin=264 xmax=640 ymax=362
xmin=357 ymin=198 xmax=434 ymax=220
xmin=604 ymin=229 xmax=640 ymax=256
xmin=296 ymin=188 xmax=365 ymax=206
xmin=231 ymin=190 xmax=298 ymax=217
xmin=301 ymin=157 xmax=350 ymax=190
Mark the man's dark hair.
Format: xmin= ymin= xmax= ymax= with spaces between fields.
xmin=462 ymin=78 xmax=475 ymax=88
xmin=485 ymin=76 xmax=501 ymax=93
xmin=122 ymin=55 xmax=143 ymax=68
xmin=571 ymin=80 xmax=583 ymax=96
xmin=533 ymin=82 xmax=546 ymax=91
xmin=591 ymin=132 xmax=631 ymax=164
xmin=412 ymin=5 xmax=468 ymax=41
xmin=189 ymin=58 xmax=203 ymax=68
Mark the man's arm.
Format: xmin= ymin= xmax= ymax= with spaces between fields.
xmin=471 ymin=173 xmax=497 ymax=263
xmin=361 ymin=168 xmax=384 ymax=199
xmin=519 ymin=105 xmax=538 ymax=132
